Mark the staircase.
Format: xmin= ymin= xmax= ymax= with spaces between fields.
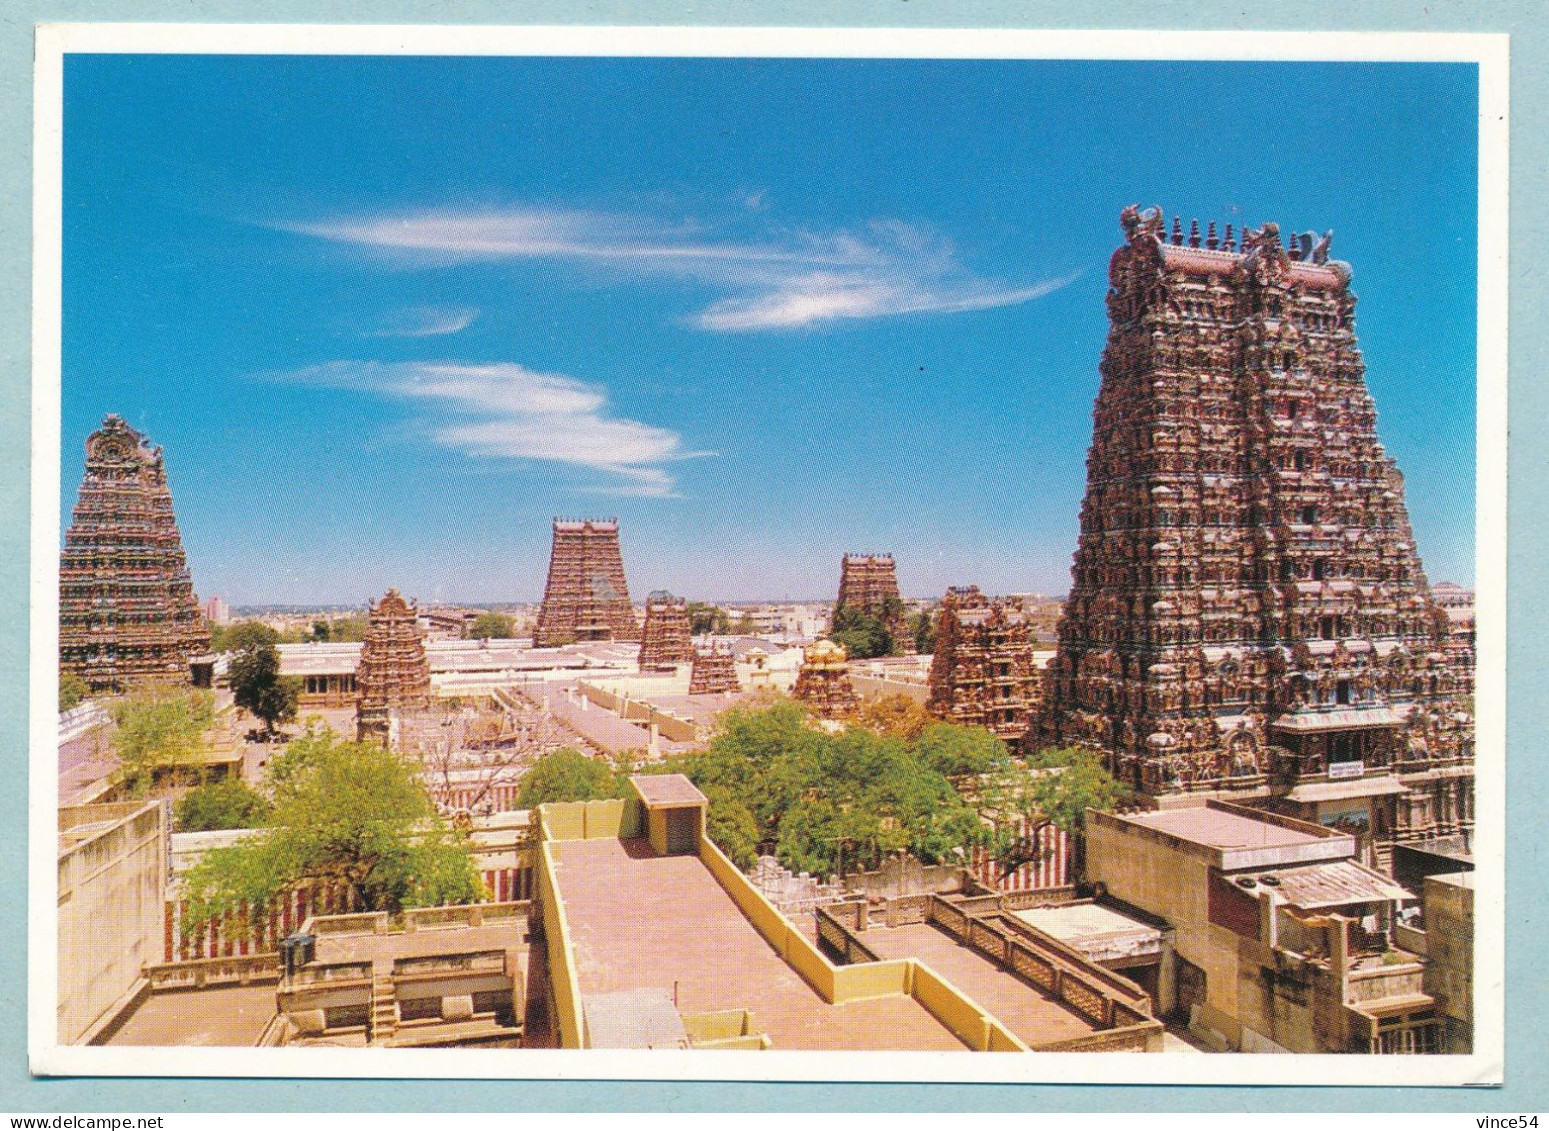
xmin=369 ymin=972 xmax=398 ymax=1045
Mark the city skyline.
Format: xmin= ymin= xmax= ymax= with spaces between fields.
xmin=61 ymin=55 xmax=1478 ymax=604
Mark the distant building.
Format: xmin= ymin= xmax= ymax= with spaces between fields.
xmin=638 ymin=592 xmax=694 ymax=671
xmin=833 ymin=553 xmax=910 ymax=653
xmin=926 ymin=585 xmax=1045 ymax=746
xmin=534 ymin=518 xmax=640 ymax=646
xmin=59 ymin=414 xmax=210 ymax=691
xmin=203 ymin=596 xmax=231 ymax=626
xmin=355 ymin=589 xmax=431 ymax=742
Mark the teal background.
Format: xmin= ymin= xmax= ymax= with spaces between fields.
xmin=2 ymin=0 xmax=1543 ymax=1113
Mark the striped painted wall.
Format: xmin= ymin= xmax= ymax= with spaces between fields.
xmin=968 ymin=819 xmax=1073 ymax=893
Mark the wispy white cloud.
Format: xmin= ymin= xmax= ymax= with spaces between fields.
xmin=277 ymin=360 xmax=703 ymax=498
xmin=279 ymin=206 xmax=1074 ymax=332
xmin=363 ymin=305 xmax=478 ymax=338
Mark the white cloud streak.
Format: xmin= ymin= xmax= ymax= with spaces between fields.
xmin=363 ymin=306 xmax=479 ymax=338
xmin=279 ymin=360 xmax=701 ymax=497
xmin=280 ymin=206 xmax=1075 ymax=331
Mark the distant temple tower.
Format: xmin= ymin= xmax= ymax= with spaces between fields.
xmin=792 ymin=639 xmax=860 ymax=721
xmin=638 ymin=591 xmax=694 ymax=671
xmin=355 ymin=588 xmax=431 ymax=743
xmin=59 ymin=414 xmax=210 ymax=692
xmin=832 ymin=553 xmax=911 ymax=654
xmin=926 ymin=586 xmax=1045 ymax=746
xmin=1043 ymin=207 xmax=1471 ymax=865
xmin=687 ymin=645 xmax=740 ymax=695
xmin=534 ymin=518 xmax=640 ymax=646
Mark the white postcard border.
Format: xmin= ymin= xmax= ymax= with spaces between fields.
xmin=28 ymin=21 xmax=1510 ymax=1087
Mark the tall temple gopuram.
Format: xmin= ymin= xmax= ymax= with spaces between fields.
xmin=688 ymin=645 xmax=740 ymax=695
xmin=926 ymin=586 xmax=1045 ymax=745
xmin=534 ymin=518 xmax=640 ymax=646
xmin=59 ymin=414 xmax=210 ymax=692
xmin=1043 ymin=207 xmax=1473 ymax=867
xmin=832 ymin=553 xmax=911 ymax=653
xmin=638 ymin=591 xmax=694 ymax=671
xmin=355 ymin=588 xmax=432 ymax=743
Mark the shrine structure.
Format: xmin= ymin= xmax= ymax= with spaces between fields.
xmin=926 ymin=586 xmax=1045 ymax=746
xmin=59 ymin=414 xmax=209 ymax=692
xmin=687 ymin=646 xmax=740 ymax=695
xmin=534 ymin=519 xmax=639 ymax=646
xmin=1042 ymin=207 xmax=1473 ymax=869
xmin=355 ymin=588 xmax=432 ymax=743
xmin=638 ymin=591 xmax=694 ymax=671
xmin=832 ymin=553 xmax=911 ymax=653
xmin=792 ymin=639 xmax=861 ymax=721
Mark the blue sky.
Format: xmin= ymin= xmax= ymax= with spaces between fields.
xmin=61 ymin=55 xmax=1478 ymax=605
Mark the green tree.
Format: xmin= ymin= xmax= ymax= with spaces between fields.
xmin=111 ymin=687 xmax=216 ymax=795
xmin=855 ymin=693 xmax=932 ymax=741
xmin=982 ymin=746 xmax=1128 ymax=872
xmin=469 ymin=611 xmax=517 ymax=640
xmin=59 ymin=671 xmax=90 ymax=712
xmin=217 ymin=620 xmax=280 ymax=653
xmin=309 ymin=619 xmax=332 ymax=642
xmin=181 ymin=729 xmax=483 ymax=925
xmin=175 ymin=777 xmax=273 ymax=832
xmin=229 ymin=637 xmax=300 ymax=737
xmin=326 ymin=614 xmax=371 ymax=643
xmin=908 ymin=610 xmax=937 ymax=655
xmin=700 ymin=782 xmax=760 ymax=869
xmin=516 ymin=747 xmax=623 ymax=808
xmin=687 ymin=602 xmax=730 ymax=636
xmin=829 ymin=606 xmax=893 ymax=659
xmin=916 ymin=722 xmax=1012 ymax=781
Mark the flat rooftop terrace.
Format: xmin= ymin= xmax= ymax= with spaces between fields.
xmin=553 ymin=837 xmax=965 ymax=1051
xmin=314 ymin=921 xmax=527 ymax=974
xmin=857 ymin=922 xmax=1100 ymax=1047
xmin=103 ymin=984 xmax=276 ymax=1047
xmin=1124 ymin=806 xmax=1323 ymax=851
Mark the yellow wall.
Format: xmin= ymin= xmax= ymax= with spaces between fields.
xmin=58 ymin=802 xmax=167 ymax=1045
xmin=537 ymin=840 xmax=585 ymax=1048
xmin=538 ymin=798 xmax=642 ymax=843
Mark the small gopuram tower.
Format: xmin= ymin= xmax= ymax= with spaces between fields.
xmin=832 ymin=553 xmax=911 ymax=653
xmin=638 ymin=591 xmax=694 ymax=671
xmin=1043 ymin=206 xmax=1470 ymax=866
xmin=355 ymin=588 xmax=432 ymax=743
xmin=534 ymin=518 xmax=640 ymax=646
xmin=926 ymin=586 xmax=1044 ymax=746
xmin=688 ymin=645 xmax=740 ymax=695
xmin=59 ymin=414 xmax=210 ymax=692
xmin=792 ymin=639 xmax=860 ymax=721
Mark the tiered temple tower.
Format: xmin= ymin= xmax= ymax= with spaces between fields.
xmin=792 ymin=639 xmax=861 ymax=721
xmin=688 ymin=646 xmax=740 ymax=695
xmin=926 ymin=586 xmax=1045 ymax=746
xmin=534 ymin=518 xmax=640 ymax=646
xmin=59 ymin=414 xmax=209 ymax=692
xmin=355 ymin=588 xmax=432 ymax=742
xmin=832 ymin=553 xmax=911 ymax=654
xmin=1043 ymin=207 xmax=1472 ymax=867
xmin=638 ymin=591 xmax=694 ymax=671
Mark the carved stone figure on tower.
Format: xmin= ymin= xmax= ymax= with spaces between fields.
xmin=59 ymin=414 xmax=210 ymax=692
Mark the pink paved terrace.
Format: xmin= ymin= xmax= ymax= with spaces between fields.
xmin=552 ymin=837 xmax=966 ymax=1051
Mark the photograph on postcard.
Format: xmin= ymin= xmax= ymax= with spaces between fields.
xmin=33 ymin=27 xmax=1504 ymax=1082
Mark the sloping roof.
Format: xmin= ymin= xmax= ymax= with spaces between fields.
xmin=1240 ymin=859 xmax=1412 ymax=910
xmin=1282 ymin=775 xmax=1411 ymax=803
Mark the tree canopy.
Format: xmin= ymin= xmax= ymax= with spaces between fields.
xmin=978 ymin=745 xmax=1130 ymax=872
xmin=515 ymin=747 xmax=626 ymax=808
xmin=110 ymin=687 xmax=216 ymax=795
xmin=829 ymin=605 xmax=895 ymax=659
xmin=180 ymin=728 xmax=484 ymax=925
xmin=469 ymin=611 xmax=517 ymax=640
xmin=908 ymin=609 xmax=937 ymax=655
xmin=175 ymin=777 xmax=273 ymax=832
xmin=228 ymin=636 xmax=300 ymax=737
xmin=59 ymin=671 xmax=89 ymax=712
xmin=213 ymin=620 xmax=279 ymax=654
xmin=687 ymin=602 xmax=730 ymax=636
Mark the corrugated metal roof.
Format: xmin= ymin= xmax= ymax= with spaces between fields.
xmin=1239 ymin=859 xmax=1411 ymax=910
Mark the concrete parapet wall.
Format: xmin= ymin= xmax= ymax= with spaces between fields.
xmin=538 ymin=797 xmax=643 ymax=842
xmin=537 ymin=841 xmax=585 ymax=1048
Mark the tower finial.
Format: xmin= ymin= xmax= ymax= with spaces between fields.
xmin=1225 ymin=223 xmax=1235 ymax=252
xmin=1171 ymin=217 xmax=1183 ymax=245
xmin=1188 ymin=219 xmax=1201 ymax=248
xmin=1206 ymin=221 xmax=1219 ymax=250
